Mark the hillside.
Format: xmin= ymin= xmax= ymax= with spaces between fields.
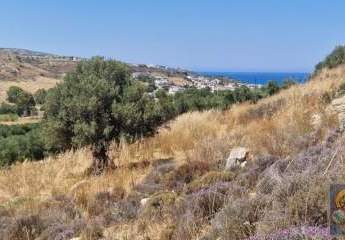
xmin=0 ymin=48 xmax=344 ymax=239
xmin=0 ymin=49 xmax=194 ymax=103
xmin=0 ymin=49 xmax=79 ymax=102
xmin=0 ymin=48 xmax=80 ymax=80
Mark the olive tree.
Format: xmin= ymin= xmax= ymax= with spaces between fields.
xmin=6 ymin=86 xmax=36 ymax=116
xmin=34 ymin=89 xmax=48 ymax=105
xmin=44 ymin=57 xmax=161 ymax=173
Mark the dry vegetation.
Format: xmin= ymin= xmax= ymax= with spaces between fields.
xmin=0 ymin=77 xmax=60 ymax=103
xmin=0 ymin=65 xmax=345 ymax=239
xmin=0 ymin=50 xmax=77 ymax=102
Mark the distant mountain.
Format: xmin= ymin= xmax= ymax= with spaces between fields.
xmin=0 ymin=48 xmax=57 ymax=57
xmin=0 ymin=48 xmax=79 ymax=81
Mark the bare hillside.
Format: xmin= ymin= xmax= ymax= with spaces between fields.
xmin=0 ymin=49 xmax=78 ymax=102
xmin=0 ymin=49 xmax=78 ymax=81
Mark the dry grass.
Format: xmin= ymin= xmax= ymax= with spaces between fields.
xmin=0 ymin=139 xmax=157 ymax=210
xmin=0 ymin=66 xmax=339 ymax=198
xmin=155 ymin=110 xmax=227 ymax=155
xmin=0 ymin=65 xmax=344 ymax=239
xmin=0 ymin=116 xmax=42 ymax=125
xmin=0 ymin=77 xmax=60 ymax=102
xmin=154 ymin=70 xmax=342 ymax=162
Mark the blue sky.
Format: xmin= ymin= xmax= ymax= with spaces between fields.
xmin=1 ymin=1 xmax=345 ymax=72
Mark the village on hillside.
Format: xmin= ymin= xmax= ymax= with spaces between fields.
xmin=130 ymin=63 xmax=262 ymax=95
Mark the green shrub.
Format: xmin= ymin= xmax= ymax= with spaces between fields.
xmin=0 ymin=123 xmax=45 ymax=166
xmin=0 ymin=114 xmax=19 ymax=122
xmin=0 ymin=123 xmax=39 ymax=138
xmin=156 ymin=82 xmax=284 ymax=116
xmin=0 ymin=102 xmax=17 ymax=114
xmin=315 ymin=45 xmax=345 ymax=72
xmin=34 ymin=89 xmax=48 ymax=105
xmin=7 ymin=86 xmax=25 ymax=104
xmin=6 ymin=86 xmax=36 ymax=116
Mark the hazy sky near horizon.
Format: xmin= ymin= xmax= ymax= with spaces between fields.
xmin=1 ymin=1 xmax=345 ymax=72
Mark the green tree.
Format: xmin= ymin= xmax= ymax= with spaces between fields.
xmin=43 ymin=57 xmax=162 ymax=173
xmin=7 ymin=86 xmax=36 ymax=116
xmin=282 ymin=79 xmax=297 ymax=89
xmin=7 ymin=86 xmax=24 ymax=103
xmin=16 ymin=93 xmax=36 ymax=116
xmin=314 ymin=45 xmax=345 ymax=73
xmin=34 ymin=89 xmax=48 ymax=105
xmin=265 ymin=81 xmax=280 ymax=96
xmin=0 ymin=102 xmax=17 ymax=114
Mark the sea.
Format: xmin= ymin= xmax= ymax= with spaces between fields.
xmin=199 ymin=72 xmax=310 ymax=86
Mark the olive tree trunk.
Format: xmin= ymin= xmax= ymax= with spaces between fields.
xmin=91 ymin=143 xmax=115 ymax=175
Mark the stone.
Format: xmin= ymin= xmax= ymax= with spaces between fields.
xmin=225 ymin=147 xmax=249 ymax=170
xmin=240 ymin=161 xmax=247 ymax=168
xmin=331 ymin=95 xmax=345 ymax=129
xmin=140 ymin=197 xmax=150 ymax=206
xmin=311 ymin=113 xmax=322 ymax=129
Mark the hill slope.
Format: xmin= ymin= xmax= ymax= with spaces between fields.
xmin=0 ymin=48 xmax=79 ymax=102
xmin=0 ymin=61 xmax=344 ymax=239
xmin=0 ymin=48 xmax=79 ymax=81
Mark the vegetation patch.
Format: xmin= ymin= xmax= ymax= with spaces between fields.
xmin=141 ymin=191 xmax=178 ymax=219
xmin=0 ymin=114 xmax=18 ymax=122
xmin=0 ymin=123 xmax=45 ymax=166
xmin=187 ymin=171 xmax=235 ymax=193
xmin=315 ymin=45 xmax=345 ymax=72
xmin=162 ymin=161 xmax=210 ymax=191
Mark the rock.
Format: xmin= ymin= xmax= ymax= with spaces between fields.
xmin=331 ymin=95 xmax=345 ymax=129
xmin=311 ymin=113 xmax=322 ymax=129
xmin=225 ymin=147 xmax=249 ymax=170
xmin=248 ymin=191 xmax=257 ymax=199
xmin=140 ymin=197 xmax=150 ymax=206
xmin=240 ymin=161 xmax=247 ymax=168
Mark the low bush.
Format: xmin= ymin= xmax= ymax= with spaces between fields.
xmin=87 ymin=188 xmax=125 ymax=219
xmin=162 ymin=161 xmax=210 ymax=191
xmin=6 ymin=86 xmax=36 ymax=116
xmin=187 ymin=171 xmax=234 ymax=193
xmin=0 ymin=124 xmax=38 ymax=138
xmin=189 ymin=182 xmax=232 ymax=219
xmin=0 ymin=103 xmax=17 ymax=115
xmin=0 ymin=114 xmax=18 ymax=122
xmin=339 ymin=81 xmax=345 ymax=96
xmin=315 ymin=45 xmax=345 ymax=71
xmin=34 ymin=89 xmax=48 ymax=105
xmin=209 ymin=196 xmax=267 ymax=240
xmin=80 ymin=221 xmax=104 ymax=240
xmin=5 ymin=215 xmax=44 ymax=240
xmin=248 ymin=226 xmax=332 ymax=240
xmin=201 ymin=130 xmax=345 ymax=239
xmin=0 ymin=123 xmax=46 ymax=166
xmin=140 ymin=191 xmax=178 ymax=220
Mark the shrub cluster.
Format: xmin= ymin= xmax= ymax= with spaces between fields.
xmin=154 ymin=80 xmax=290 ymax=120
xmin=0 ymin=123 xmax=46 ymax=166
xmin=315 ymin=45 xmax=345 ymax=72
xmin=0 ymin=87 xmax=49 ymax=118
xmin=6 ymin=86 xmax=36 ymax=116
